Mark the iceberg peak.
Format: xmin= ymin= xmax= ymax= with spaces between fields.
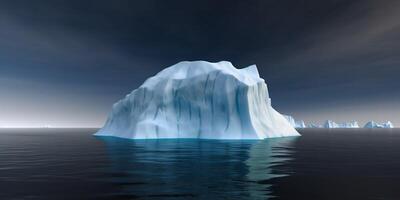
xmin=240 ymin=64 xmax=260 ymax=78
xmin=140 ymin=61 xmax=265 ymax=90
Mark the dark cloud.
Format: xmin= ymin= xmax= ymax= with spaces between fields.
xmin=0 ymin=0 xmax=399 ymax=127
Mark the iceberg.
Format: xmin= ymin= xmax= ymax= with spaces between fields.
xmin=284 ymin=115 xmax=296 ymax=127
xmin=364 ymin=121 xmax=394 ymax=128
xmin=339 ymin=121 xmax=359 ymax=128
xmin=324 ymin=120 xmax=339 ymax=128
xmin=307 ymin=123 xmax=322 ymax=128
xmin=297 ymin=120 xmax=307 ymax=128
xmin=283 ymin=115 xmax=306 ymax=128
xmin=323 ymin=120 xmax=359 ymax=128
xmin=383 ymin=121 xmax=394 ymax=128
xmin=364 ymin=121 xmax=382 ymax=128
xmin=96 ymin=61 xmax=300 ymax=139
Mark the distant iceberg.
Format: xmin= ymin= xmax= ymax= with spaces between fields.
xmin=384 ymin=121 xmax=394 ymax=128
xmin=323 ymin=120 xmax=359 ymax=128
xmin=307 ymin=123 xmax=322 ymax=128
xmin=305 ymin=120 xmax=395 ymax=129
xmin=96 ymin=61 xmax=300 ymax=139
xmin=297 ymin=120 xmax=307 ymax=128
xmin=324 ymin=120 xmax=339 ymax=128
xmin=364 ymin=121 xmax=394 ymax=128
xmin=339 ymin=121 xmax=359 ymax=128
xmin=284 ymin=115 xmax=306 ymax=128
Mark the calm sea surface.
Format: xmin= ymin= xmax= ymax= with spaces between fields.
xmin=1 ymin=128 xmax=400 ymax=199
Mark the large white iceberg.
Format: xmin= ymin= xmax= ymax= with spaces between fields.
xmin=364 ymin=121 xmax=394 ymax=128
xmin=284 ymin=115 xmax=306 ymax=128
xmin=95 ymin=61 xmax=300 ymax=139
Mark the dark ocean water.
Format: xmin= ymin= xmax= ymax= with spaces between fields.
xmin=1 ymin=128 xmax=400 ymax=200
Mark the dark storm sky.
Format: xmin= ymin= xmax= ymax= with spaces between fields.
xmin=1 ymin=0 xmax=400 ymax=127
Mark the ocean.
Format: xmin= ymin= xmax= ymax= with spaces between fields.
xmin=0 ymin=128 xmax=399 ymax=199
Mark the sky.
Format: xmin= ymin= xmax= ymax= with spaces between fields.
xmin=0 ymin=0 xmax=399 ymax=127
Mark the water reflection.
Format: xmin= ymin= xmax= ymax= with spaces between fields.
xmin=245 ymin=138 xmax=297 ymax=199
xmin=98 ymin=137 xmax=297 ymax=199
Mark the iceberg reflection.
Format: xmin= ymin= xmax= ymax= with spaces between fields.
xmin=97 ymin=137 xmax=297 ymax=199
xmin=245 ymin=137 xmax=297 ymax=199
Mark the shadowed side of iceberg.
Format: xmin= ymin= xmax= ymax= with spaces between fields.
xmin=95 ymin=61 xmax=300 ymax=139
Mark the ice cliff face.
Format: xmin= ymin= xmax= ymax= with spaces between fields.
xmin=364 ymin=121 xmax=394 ymax=128
xmin=284 ymin=115 xmax=306 ymax=128
xmin=96 ymin=61 xmax=300 ymax=139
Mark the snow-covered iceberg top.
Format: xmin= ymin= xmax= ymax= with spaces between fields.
xmin=95 ymin=61 xmax=300 ymax=139
xmin=284 ymin=115 xmax=306 ymax=128
xmin=364 ymin=121 xmax=394 ymax=128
